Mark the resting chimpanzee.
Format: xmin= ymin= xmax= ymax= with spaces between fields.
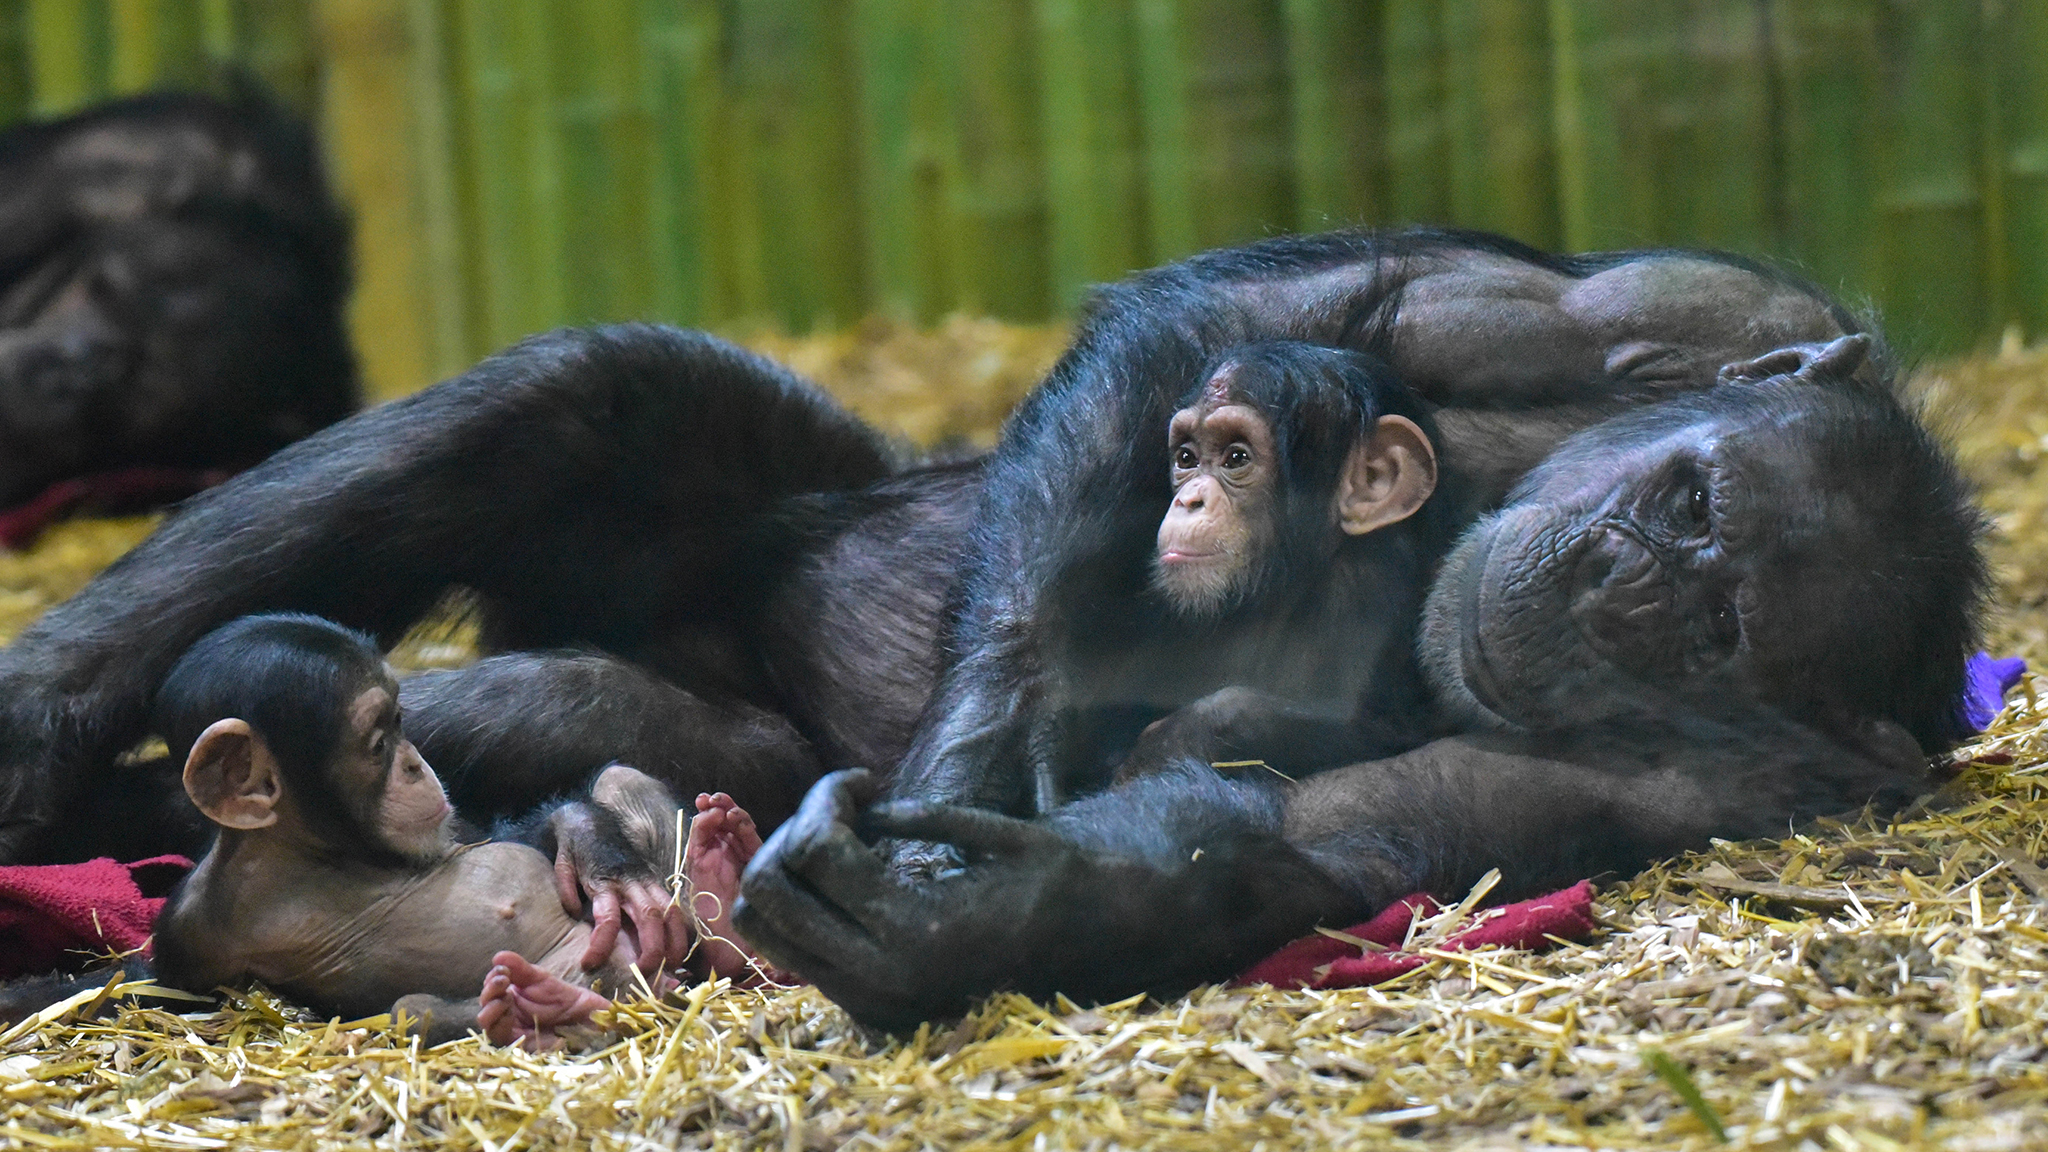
xmin=0 ymin=229 xmax=1924 ymax=957
xmin=1116 ymin=341 xmax=1440 ymax=779
xmin=999 ymin=339 xmax=1448 ymax=805
xmin=0 ymin=88 xmax=355 ymax=509
xmin=150 ymin=614 xmax=777 ymax=1046
xmin=732 ymin=367 xmax=1984 ymax=1030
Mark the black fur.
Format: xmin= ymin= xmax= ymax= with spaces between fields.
xmin=0 ymin=88 xmax=356 ymax=505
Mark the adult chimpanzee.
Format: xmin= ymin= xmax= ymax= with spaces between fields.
xmin=0 ymin=231 xmax=1927 ymax=957
xmin=732 ymin=368 xmax=1984 ymax=1030
xmin=0 ymin=88 xmax=356 ymax=508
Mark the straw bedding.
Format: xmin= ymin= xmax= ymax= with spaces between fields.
xmin=1 ymin=321 xmax=2044 ymax=1150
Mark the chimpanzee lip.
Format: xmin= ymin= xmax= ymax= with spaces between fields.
xmin=1453 ymin=523 xmax=1519 ymax=725
xmin=1159 ymin=548 xmax=1224 ymax=563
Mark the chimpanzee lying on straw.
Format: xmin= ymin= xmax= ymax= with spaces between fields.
xmin=0 ymin=228 xmax=1982 ymax=1032
xmin=0 ymin=88 xmax=355 ymax=525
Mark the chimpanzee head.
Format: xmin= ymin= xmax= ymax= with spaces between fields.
xmin=1421 ymin=341 xmax=1986 ymax=753
xmin=1153 ymin=341 xmax=1440 ymax=616
xmin=154 ymin=612 xmax=452 ymax=863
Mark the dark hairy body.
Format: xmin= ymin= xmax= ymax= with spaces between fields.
xmin=0 ymin=228 xmax=1980 ymax=1032
xmin=736 ymin=364 xmax=1983 ymax=1030
xmin=0 ymin=228 xmax=1858 ymax=865
xmin=0 ymin=89 xmax=356 ymax=506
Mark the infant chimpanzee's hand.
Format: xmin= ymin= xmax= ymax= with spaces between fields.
xmin=545 ymin=801 xmax=691 ymax=973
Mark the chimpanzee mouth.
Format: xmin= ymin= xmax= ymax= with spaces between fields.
xmin=1568 ymin=522 xmax=1680 ymax=667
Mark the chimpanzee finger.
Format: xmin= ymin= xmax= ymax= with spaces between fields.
xmin=750 ymin=768 xmax=880 ymax=878
xmin=620 ymin=879 xmax=687 ymax=972
xmin=731 ymin=872 xmax=878 ymax=983
xmin=552 ymin=850 xmax=584 ymax=918
xmin=581 ymin=887 xmax=624 ymax=970
xmin=862 ymin=801 xmax=1068 ymax=859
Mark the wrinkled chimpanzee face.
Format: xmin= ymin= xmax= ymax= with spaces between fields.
xmin=1420 ymin=380 xmax=1983 ymax=750
xmin=337 ymin=681 xmax=452 ymax=862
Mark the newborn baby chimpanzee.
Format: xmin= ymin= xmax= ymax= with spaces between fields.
xmin=151 ymin=614 xmax=778 ymax=1048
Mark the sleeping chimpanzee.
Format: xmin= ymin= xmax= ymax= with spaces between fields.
xmin=0 ymin=231 xmax=1962 ymax=1002
xmin=150 ymin=614 xmax=778 ymax=1046
xmin=732 ymin=364 xmax=1984 ymax=1030
xmin=0 ymin=88 xmax=356 ymax=509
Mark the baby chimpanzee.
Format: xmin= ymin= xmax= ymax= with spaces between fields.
xmin=151 ymin=613 xmax=779 ymax=1049
xmin=1112 ymin=341 xmax=1441 ymax=782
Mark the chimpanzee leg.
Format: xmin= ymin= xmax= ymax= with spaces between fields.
xmin=403 ymin=651 xmax=824 ymax=831
xmin=0 ymin=324 xmax=891 ymax=862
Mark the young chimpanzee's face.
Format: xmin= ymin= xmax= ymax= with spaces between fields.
xmin=1153 ymin=359 xmax=1438 ymax=619
xmin=336 ymin=680 xmax=452 ymax=862
xmin=1155 ymin=388 xmax=1283 ymax=615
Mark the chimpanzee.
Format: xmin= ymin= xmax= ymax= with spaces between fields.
xmin=148 ymin=613 xmax=777 ymax=1047
xmin=993 ymin=339 xmax=1450 ymax=806
xmin=731 ymin=367 xmax=1984 ymax=1030
xmin=0 ymin=230 xmax=1936 ymax=959
xmin=0 ymin=88 xmax=356 ymax=509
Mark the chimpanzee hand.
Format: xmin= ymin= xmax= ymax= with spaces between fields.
xmin=733 ymin=769 xmax=1345 ymax=1032
xmin=545 ymin=801 xmax=690 ymax=974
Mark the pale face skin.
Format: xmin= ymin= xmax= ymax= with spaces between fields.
xmin=1155 ymin=400 xmax=1282 ymax=613
xmin=1154 ymin=379 xmax=1438 ymax=618
xmin=337 ymin=683 xmax=451 ymax=861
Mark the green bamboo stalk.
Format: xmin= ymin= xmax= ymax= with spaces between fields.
xmin=1440 ymin=0 xmax=1555 ymax=247
xmin=1540 ymin=0 xmax=1657 ymax=250
xmin=554 ymin=0 xmax=654 ymax=325
xmin=1282 ymin=0 xmax=1382 ymax=229
xmin=932 ymin=0 xmax=1049 ymax=321
xmin=1131 ymin=0 xmax=1194 ymax=261
xmin=27 ymin=0 xmax=96 ymax=115
xmin=200 ymin=0 xmax=233 ymax=62
xmin=0 ymin=0 xmax=31 ymax=125
xmin=1991 ymin=0 xmax=2048 ymax=340
xmin=1546 ymin=0 xmax=1589 ymax=251
xmin=1035 ymin=0 xmax=1144 ymax=309
xmin=236 ymin=0 xmax=317 ymax=109
xmin=728 ymin=0 xmax=864 ymax=330
xmin=639 ymin=0 xmax=717 ymax=326
xmin=1767 ymin=0 xmax=1880 ymax=306
xmin=1875 ymin=0 xmax=1986 ymax=352
xmin=403 ymin=0 xmax=473 ymax=375
xmin=1380 ymin=0 xmax=1447 ymax=224
xmin=853 ymin=0 xmax=947 ymax=321
xmin=1162 ymin=0 xmax=1293 ymax=250
xmin=108 ymin=0 xmax=161 ymax=93
xmin=454 ymin=0 xmax=565 ymax=345
xmin=1655 ymin=2 xmax=1772 ymax=253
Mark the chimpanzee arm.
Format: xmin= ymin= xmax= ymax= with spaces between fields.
xmin=736 ymin=767 xmax=1349 ymax=1033
xmin=739 ymin=711 xmax=1924 ymax=1030
xmin=401 ymin=651 xmax=823 ymax=828
xmin=884 ymin=235 xmax=1862 ymax=826
xmin=0 ymin=325 xmax=891 ymax=863
xmin=1115 ymin=685 xmax=1398 ymax=783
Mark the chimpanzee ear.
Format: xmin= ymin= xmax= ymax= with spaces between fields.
xmin=1337 ymin=415 xmax=1438 ymax=536
xmin=1716 ymin=333 xmax=1871 ymax=386
xmin=182 ymin=718 xmax=282 ymax=830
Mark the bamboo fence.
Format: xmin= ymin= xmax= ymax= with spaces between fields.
xmin=0 ymin=0 xmax=2040 ymax=399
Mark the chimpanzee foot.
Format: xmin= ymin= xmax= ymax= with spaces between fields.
xmin=477 ymin=951 xmax=612 ymax=1051
xmin=684 ymin=792 xmax=786 ymax=984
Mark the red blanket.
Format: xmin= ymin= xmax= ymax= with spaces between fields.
xmin=1237 ymin=881 xmax=1598 ymax=989
xmin=0 ymin=856 xmax=192 ymax=979
xmin=0 ymin=467 xmax=229 ymax=550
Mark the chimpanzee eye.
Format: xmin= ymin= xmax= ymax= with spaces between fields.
xmin=1224 ymin=445 xmax=1251 ymax=469
xmin=1688 ymin=484 xmax=1710 ymax=527
xmin=1174 ymin=445 xmax=1198 ymax=470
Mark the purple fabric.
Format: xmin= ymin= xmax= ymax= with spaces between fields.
xmin=1959 ymin=653 xmax=2028 ymax=734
